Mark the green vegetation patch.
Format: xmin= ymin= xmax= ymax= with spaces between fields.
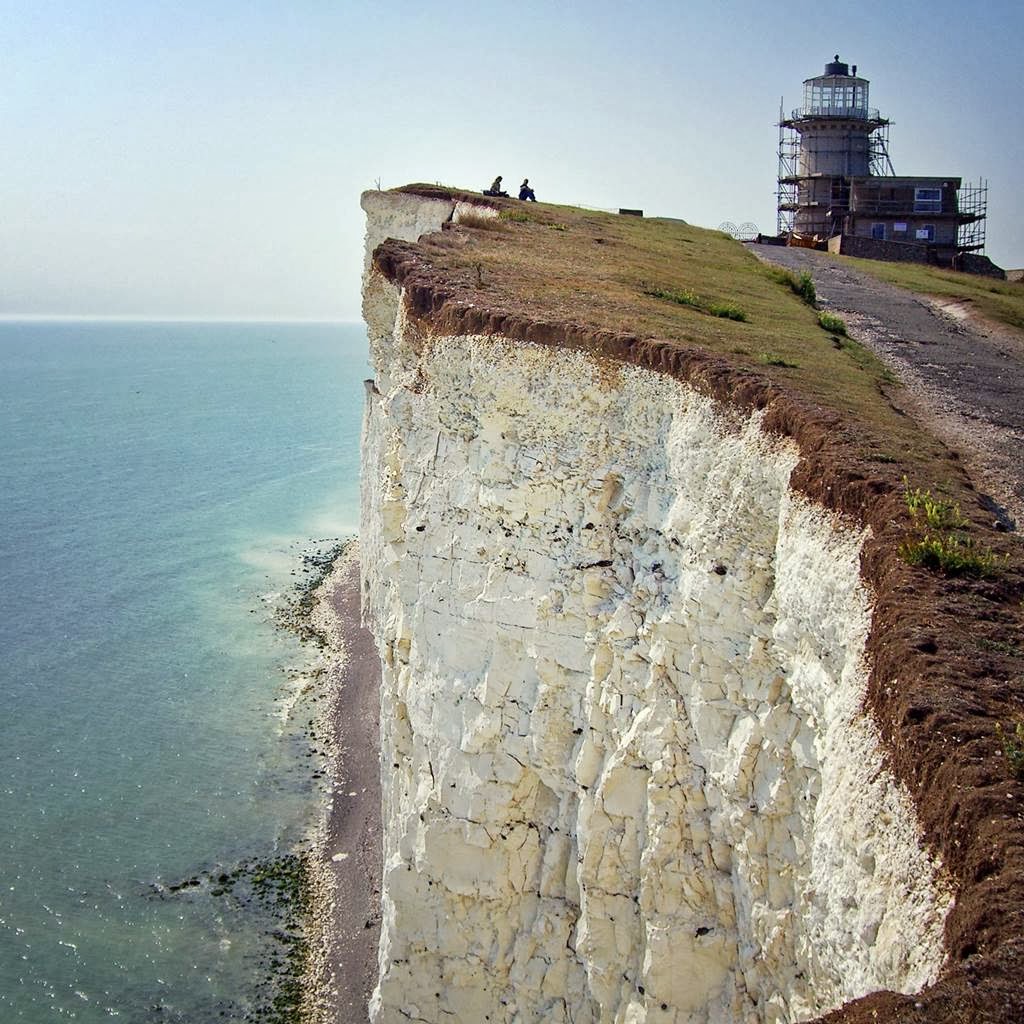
xmin=759 ymin=352 xmax=799 ymax=368
xmin=766 ymin=266 xmax=817 ymax=307
xmin=645 ymin=286 xmax=747 ymax=322
xmin=904 ymin=479 xmax=968 ymax=530
xmin=644 ymin=285 xmax=701 ymax=309
xmin=977 ymin=637 xmax=1022 ymax=657
xmin=899 ymin=533 xmax=1003 ymax=576
xmin=162 ymin=853 xmax=313 ymax=1024
xmin=899 ymin=480 xmax=1002 ymax=576
xmin=818 ymin=311 xmax=848 ymax=335
xmin=997 ymin=718 xmax=1024 ymax=780
xmin=709 ymin=302 xmax=748 ymax=322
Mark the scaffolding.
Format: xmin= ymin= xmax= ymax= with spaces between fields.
xmin=776 ymin=98 xmax=894 ymax=237
xmin=957 ymin=179 xmax=988 ymax=252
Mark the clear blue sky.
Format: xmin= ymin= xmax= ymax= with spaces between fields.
xmin=2 ymin=0 xmax=1021 ymax=320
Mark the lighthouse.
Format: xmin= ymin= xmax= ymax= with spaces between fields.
xmin=777 ymin=56 xmax=892 ymax=240
xmin=775 ymin=56 xmax=990 ymax=270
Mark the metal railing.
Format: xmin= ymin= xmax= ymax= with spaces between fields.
xmin=789 ymin=106 xmax=881 ymax=121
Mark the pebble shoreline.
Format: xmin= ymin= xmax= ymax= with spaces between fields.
xmin=296 ymin=542 xmax=382 ymax=1024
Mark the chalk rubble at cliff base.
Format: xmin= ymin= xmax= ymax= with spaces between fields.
xmin=356 ymin=191 xmax=953 ymax=1024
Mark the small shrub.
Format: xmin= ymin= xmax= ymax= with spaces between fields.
xmin=996 ymin=719 xmax=1024 ymax=780
xmin=904 ymin=479 xmax=968 ymax=530
xmin=499 ymin=209 xmax=531 ymax=223
xmin=767 ymin=266 xmax=817 ymax=307
xmin=898 ymin=533 xmax=1003 ymax=576
xmin=818 ymin=311 xmax=848 ymax=335
xmin=709 ymin=303 xmax=748 ymax=322
xmin=795 ymin=271 xmax=817 ymax=307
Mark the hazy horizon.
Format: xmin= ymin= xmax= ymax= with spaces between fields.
xmin=0 ymin=313 xmax=363 ymax=323
xmin=3 ymin=0 xmax=1021 ymax=321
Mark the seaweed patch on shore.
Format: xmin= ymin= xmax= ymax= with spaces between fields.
xmin=153 ymin=854 xmax=312 ymax=1023
xmin=150 ymin=539 xmax=356 ymax=1024
xmin=276 ymin=540 xmax=353 ymax=650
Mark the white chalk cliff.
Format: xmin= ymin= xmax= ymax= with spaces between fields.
xmin=358 ymin=191 xmax=952 ymax=1024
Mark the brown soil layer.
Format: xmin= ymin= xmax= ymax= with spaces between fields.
xmin=372 ymin=186 xmax=1024 ymax=1022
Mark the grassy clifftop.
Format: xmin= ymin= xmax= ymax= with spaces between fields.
xmin=399 ymin=188 xmax=963 ymax=490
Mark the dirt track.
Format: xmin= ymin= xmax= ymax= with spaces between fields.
xmin=750 ymin=244 xmax=1024 ymax=529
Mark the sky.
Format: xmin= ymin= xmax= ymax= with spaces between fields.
xmin=1 ymin=0 xmax=1022 ymax=321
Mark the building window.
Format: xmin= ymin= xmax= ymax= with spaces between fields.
xmin=915 ymin=225 xmax=935 ymax=242
xmin=871 ymin=223 xmax=886 ymax=240
xmin=914 ymin=188 xmax=942 ymax=213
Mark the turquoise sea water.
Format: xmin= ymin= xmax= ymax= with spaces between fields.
xmin=0 ymin=321 xmax=366 ymax=1021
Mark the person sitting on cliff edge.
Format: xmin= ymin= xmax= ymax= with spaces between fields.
xmin=483 ymin=175 xmax=509 ymax=197
xmin=519 ymin=178 xmax=537 ymax=202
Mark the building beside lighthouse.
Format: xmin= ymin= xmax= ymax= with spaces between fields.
xmin=776 ymin=56 xmax=994 ymax=273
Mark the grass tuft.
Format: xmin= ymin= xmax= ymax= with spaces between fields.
xmin=709 ymin=303 xmax=748 ymax=321
xmin=646 ymin=286 xmax=747 ymax=322
xmin=996 ymin=719 xmax=1024 ymax=779
xmin=759 ymin=352 xmax=799 ymax=368
xmin=899 ymin=533 xmax=1003 ymax=576
xmin=900 ymin=479 xmax=1003 ymax=576
xmin=767 ymin=266 xmax=817 ymax=307
xmin=645 ymin=286 xmax=702 ymax=309
xmin=904 ymin=479 xmax=968 ymax=530
xmin=499 ymin=209 xmax=532 ymax=223
xmin=818 ymin=311 xmax=848 ymax=335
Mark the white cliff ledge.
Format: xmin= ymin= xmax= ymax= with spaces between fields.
xmin=358 ymin=191 xmax=952 ymax=1024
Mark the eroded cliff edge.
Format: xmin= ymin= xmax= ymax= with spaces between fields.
xmin=357 ymin=188 xmax=1024 ymax=1023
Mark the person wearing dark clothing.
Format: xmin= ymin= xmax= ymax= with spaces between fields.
xmin=519 ymin=179 xmax=537 ymax=202
xmin=483 ymin=175 xmax=509 ymax=197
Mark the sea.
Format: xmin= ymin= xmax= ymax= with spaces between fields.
xmin=0 ymin=320 xmax=367 ymax=1022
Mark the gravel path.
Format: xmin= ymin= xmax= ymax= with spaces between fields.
xmin=750 ymin=244 xmax=1024 ymax=528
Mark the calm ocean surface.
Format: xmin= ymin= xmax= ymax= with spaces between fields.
xmin=0 ymin=320 xmax=366 ymax=1021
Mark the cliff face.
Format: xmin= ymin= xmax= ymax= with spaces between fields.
xmin=358 ymin=193 xmax=952 ymax=1024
